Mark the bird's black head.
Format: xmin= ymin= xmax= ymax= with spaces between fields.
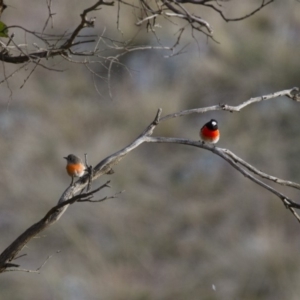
xmin=206 ymin=119 xmax=218 ymax=130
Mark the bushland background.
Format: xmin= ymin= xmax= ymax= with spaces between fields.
xmin=1 ymin=1 xmax=300 ymax=299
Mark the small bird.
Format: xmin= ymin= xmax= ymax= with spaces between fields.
xmin=200 ymin=119 xmax=220 ymax=144
xmin=64 ymin=154 xmax=86 ymax=185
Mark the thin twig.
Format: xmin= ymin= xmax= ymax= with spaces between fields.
xmin=160 ymin=87 xmax=300 ymax=122
xmin=222 ymin=148 xmax=300 ymax=190
xmin=204 ymin=0 xmax=274 ymax=22
xmin=144 ymin=136 xmax=300 ymax=221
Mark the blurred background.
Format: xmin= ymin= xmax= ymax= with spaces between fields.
xmin=1 ymin=0 xmax=300 ymax=299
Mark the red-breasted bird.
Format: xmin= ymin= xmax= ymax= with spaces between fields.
xmin=200 ymin=119 xmax=220 ymax=144
xmin=64 ymin=154 xmax=86 ymax=185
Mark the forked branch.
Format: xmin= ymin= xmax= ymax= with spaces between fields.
xmin=0 ymin=0 xmax=114 ymax=64
xmin=0 ymin=182 xmax=111 ymax=273
xmin=1 ymin=87 xmax=299 ymax=273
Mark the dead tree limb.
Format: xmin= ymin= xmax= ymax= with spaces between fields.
xmin=1 ymin=87 xmax=299 ymax=273
xmin=0 ymin=0 xmax=114 ymax=64
xmin=0 ymin=182 xmax=111 ymax=273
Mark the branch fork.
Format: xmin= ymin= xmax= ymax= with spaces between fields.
xmin=1 ymin=87 xmax=300 ymax=273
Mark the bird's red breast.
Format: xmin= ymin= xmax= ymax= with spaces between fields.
xmin=200 ymin=119 xmax=220 ymax=143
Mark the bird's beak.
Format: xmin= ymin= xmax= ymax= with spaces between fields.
xmin=63 ymin=157 xmax=67 ymax=160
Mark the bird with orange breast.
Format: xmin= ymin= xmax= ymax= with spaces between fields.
xmin=64 ymin=154 xmax=86 ymax=185
xmin=200 ymin=119 xmax=220 ymax=144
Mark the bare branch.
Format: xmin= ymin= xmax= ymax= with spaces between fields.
xmin=160 ymin=87 xmax=300 ymax=122
xmin=42 ymin=0 xmax=55 ymax=33
xmin=0 ymin=48 xmax=66 ymax=64
xmin=0 ymin=0 xmax=277 ymax=95
xmin=222 ymin=149 xmax=300 ymax=191
xmin=52 ymin=87 xmax=300 ymax=225
xmin=61 ymin=0 xmax=114 ymax=50
xmin=78 ymin=190 xmax=124 ymax=202
xmin=163 ymin=0 xmax=213 ymax=34
xmin=19 ymin=59 xmax=40 ymax=89
xmin=4 ymin=250 xmax=60 ymax=273
xmin=1 ymin=88 xmax=300 ymax=272
xmin=0 ymin=182 xmax=111 ymax=273
xmin=220 ymin=87 xmax=300 ymax=111
xmin=0 ymin=1 xmax=114 ymax=64
xmin=144 ymin=136 xmax=300 ymax=219
xmin=203 ymin=0 xmax=275 ymax=22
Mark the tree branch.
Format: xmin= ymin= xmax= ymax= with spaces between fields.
xmin=0 ymin=109 xmax=162 ymax=273
xmin=61 ymin=0 xmax=114 ymax=49
xmin=0 ymin=0 xmax=114 ymax=64
xmin=160 ymin=87 xmax=300 ymax=122
xmin=144 ymin=136 xmax=300 ymax=214
xmin=0 ymin=182 xmax=111 ymax=273
xmin=1 ymin=88 xmax=300 ymax=273
xmin=203 ymin=0 xmax=275 ymax=22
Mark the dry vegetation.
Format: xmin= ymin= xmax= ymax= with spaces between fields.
xmin=1 ymin=0 xmax=300 ymax=299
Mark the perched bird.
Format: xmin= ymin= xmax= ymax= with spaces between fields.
xmin=200 ymin=119 xmax=220 ymax=144
xmin=64 ymin=154 xmax=86 ymax=185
